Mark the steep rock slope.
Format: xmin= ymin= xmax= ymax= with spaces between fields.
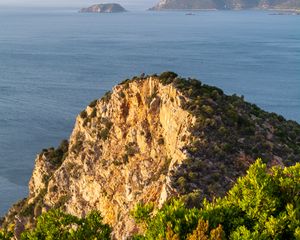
xmin=2 ymin=73 xmax=300 ymax=239
xmin=149 ymin=0 xmax=300 ymax=10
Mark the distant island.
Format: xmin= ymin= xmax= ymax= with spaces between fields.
xmin=80 ymin=3 xmax=127 ymax=13
xmin=149 ymin=0 xmax=300 ymax=11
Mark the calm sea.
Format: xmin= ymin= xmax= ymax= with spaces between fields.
xmin=0 ymin=8 xmax=299 ymax=215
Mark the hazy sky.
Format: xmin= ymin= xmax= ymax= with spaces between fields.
xmin=0 ymin=0 xmax=158 ymax=9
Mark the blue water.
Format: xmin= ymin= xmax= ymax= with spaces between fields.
xmin=0 ymin=8 xmax=299 ymax=215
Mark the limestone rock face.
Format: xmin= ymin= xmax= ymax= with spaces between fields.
xmin=29 ymin=154 xmax=57 ymax=201
xmin=43 ymin=78 xmax=195 ymax=239
xmin=2 ymin=74 xmax=300 ymax=239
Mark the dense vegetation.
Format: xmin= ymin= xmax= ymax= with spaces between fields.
xmin=1 ymin=160 xmax=298 ymax=239
xmin=132 ymin=159 xmax=300 ymax=239
xmin=155 ymin=72 xmax=300 ymax=201
xmin=21 ymin=210 xmax=111 ymax=240
xmin=1 ymin=210 xmax=111 ymax=240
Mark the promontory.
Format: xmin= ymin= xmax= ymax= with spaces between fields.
xmin=1 ymin=73 xmax=300 ymax=239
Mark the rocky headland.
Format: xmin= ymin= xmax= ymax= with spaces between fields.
xmin=1 ymin=72 xmax=300 ymax=239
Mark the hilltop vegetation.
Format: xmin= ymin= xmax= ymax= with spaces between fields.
xmin=154 ymin=72 xmax=300 ymax=200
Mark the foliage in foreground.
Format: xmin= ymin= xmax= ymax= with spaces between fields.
xmin=0 ymin=229 xmax=13 ymax=240
xmin=1 ymin=159 xmax=299 ymax=240
xmin=20 ymin=210 xmax=111 ymax=240
xmin=132 ymin=159 xmax=300 ymax=240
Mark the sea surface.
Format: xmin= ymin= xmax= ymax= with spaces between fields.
xmin=0 ymin=8 xmax=299 ymax=216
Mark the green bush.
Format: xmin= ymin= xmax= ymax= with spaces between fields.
xmin=132 ymin=160 xmax=300 ymax=240
xmin=80 ymin=110 xmax=87 ymax=119
xmin=21 ymin=209 xmax=111 ymax=240
xmin=132 ymin=202 xmax=154 ymax=224
xmin=88 ymin=99 xmax=98 ymax=108
xmin=44 ymin=140 xmax=69 ymax=167
xmin=133 ymin=199 xmax=200 ymax=240
xmin=125 ymin=142 xmax=138 ymax=156
xmin=99 ymin=128 xmax=110 ymax=141
xmin=90 ymin=108 xmax=97 ymax=118
xmin=70 ymin=138 xmax=83 ymax=155
xmin=101 ymin=91 xmax=112 ymax=103
xmin=19 ymin=203 xmax=35 ymax=217
xmin=0 ymin=228 xmax=13 ymax=240
xmin=159 ymin=72 xmax=178 ymax=85
xmin=158 ymin=137 xmax=165 ymax=145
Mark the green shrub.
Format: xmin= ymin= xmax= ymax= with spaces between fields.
xmin=132 ymin=199 xmax=200 ymax=240
xmin=99 ymin=128 xmax=110 ymax=141
xmin=119 ymin=91 xmax=126 ymax=98
xmin=97 ymin=118 xmax=113 ymax=141
xmin=88 ymin=99 xmax=98 ymax=108
xmin=71 ymin=138 xmax=83 ymax=155
xmin=131 ymin=202 xmax=154 ymax=224
xmin=102 ymin=118 xmax=113 ymax=130
xmin=21 ymin=209 xmax=111 ymax=240
xmin=80 ymin=110 xmax=87 ymax=119
xmin=90 ymin=108 xmax=97 ymax=118
xmin=0 ymin=229 xmax=13 ymax=240
xmin=44 ymin=140 xmax=69 ymax=167
xmin=202 ymin=105 xmax=214 ymax=115
xmin=159 ymin=72 xmax=178 ymax=85
xmin=187 ymin=219 xmax=225 ymax=240
xmin=102 ymin=91 xmax=112 ymax=103
xmin=19 ymin=203 xmax=34 ymax=217
xmin=158 ymin=137 xmax=165 ymax=145
xmin=132 ymin=160 xmax=300 ymax=240
xmin=125 ymin=142 xmax=138 ymax=156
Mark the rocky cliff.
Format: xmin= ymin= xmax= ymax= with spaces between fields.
xmin=2 ymin=73 xmax=300 ymax=239
xmin=80 ymin=4 xmax=127 ymax=13
xmin=149 ymin=0 xmax=300 ymax=10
